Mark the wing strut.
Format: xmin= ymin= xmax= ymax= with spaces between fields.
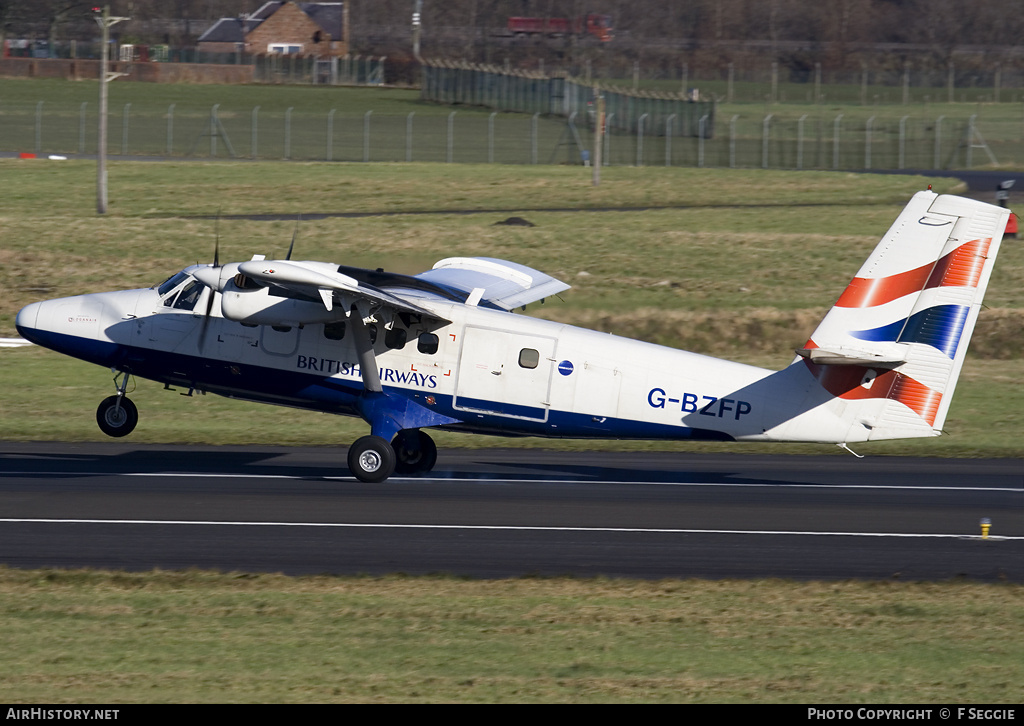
xmin=349 ymin=304 xmax=382 ymax=393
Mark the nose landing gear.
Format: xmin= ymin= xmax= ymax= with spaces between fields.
xmin=96 ymin=371 xmax=138 ymax=438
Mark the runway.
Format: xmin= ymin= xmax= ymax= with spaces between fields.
xmin=0 ymin=442 xmax=1021 ymax=581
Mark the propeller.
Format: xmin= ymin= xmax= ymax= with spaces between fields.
xmin=194 ymin=217 xmax=222 ymax=352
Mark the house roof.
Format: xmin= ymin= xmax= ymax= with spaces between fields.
xmin=197 ymin=17 xmax=261 ymax=44
xmin=198 ymin=3 xmax=345 ymax=44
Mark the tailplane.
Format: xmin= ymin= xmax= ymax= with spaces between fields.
xmin=797 ymin=191 xmax=1007 ymax=440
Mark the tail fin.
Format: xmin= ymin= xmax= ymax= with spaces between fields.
xmin=798 ymin=191 xmax=1008 ymax=440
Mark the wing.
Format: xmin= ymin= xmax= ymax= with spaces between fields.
xmin=414 ymin=257 xmax=570 ymax=310
xmin=236 ymin=259 xmax=450 ymax=324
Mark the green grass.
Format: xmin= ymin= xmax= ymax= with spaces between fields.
xmin=1 ymin=569 xmax=1021 ymax=703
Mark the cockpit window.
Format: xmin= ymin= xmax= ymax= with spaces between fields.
xmin=157 ymin=271 xmax=191 ymax=297
xmin=171 ymin=281 xmax=203 ymax=311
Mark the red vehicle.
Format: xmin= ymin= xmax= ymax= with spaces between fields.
xmin=505 ymin=14 xmax=613 ymax=42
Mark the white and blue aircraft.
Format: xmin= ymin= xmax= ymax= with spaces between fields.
xmin=15 ymin=191 xmax=1008 ymax=482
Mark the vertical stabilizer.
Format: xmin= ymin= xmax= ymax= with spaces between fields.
xmin=798 ymin=191 xmax=1007 ymax=440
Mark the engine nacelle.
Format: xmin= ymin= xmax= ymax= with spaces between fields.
xmin=219 ymin=284 xmax=346 ymax=327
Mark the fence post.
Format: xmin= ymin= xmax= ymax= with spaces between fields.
xmin=35 ymin=101 xmax=42 ymax=155
xmin=898 ymin=115 xmax=908 ymax=169
xmin=797 ymin=114 xmax=806 ymax=170
xmin=637 ymin=113 xmax=648 ymax=166
xmin=80 ymin=102 xmax=88 ymax=155
xmin=284 ymin=107 xmax=292 ymax=160
xmin=833 ymin=113 xmax=843 ymax=169
xmin=966 ymin=114 xmax=975 ymax=168
xmin=729 ymin=115 xmax=738 ymax=168
xmin=251 ymin=106 xmax=259 ymax=159
xmin=934 ymin=115 xmax=944 ymax=169
xmin=665 ymin=114 xmax=675 ymax=167
xmin=363 ymin=110 xmax=372 ymax=162
xmin=406 ymin=111 xmax=414 ymax=162
xmin=531 ymin=112 xmax=539 ymax=164
xmin=698 ymin=115 xmax=708 ymax=168
xmin=488 ymin=112 xmax=496 ymax=163
xmin=122 ymin=102 xmax=130 ymax=156
xmin=447 ymin=111 xmax=455 ymax=163
xmin=762 ymin=114 xmax=772 ymax=169
xmin=210 ymin=104 xmax=219 ymax=157
xmin=604 ymin=113 xmax=613 ymax=166
xmin=166 ymin=103 xmax=174 ymax=156
xmin=327 ymin=109 xmax=335 ymax=161
xmin=865 ymin=116 xmax=874 ymax=169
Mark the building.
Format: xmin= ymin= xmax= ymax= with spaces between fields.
xmin=197 ymin=2 xmax=349 ymax=57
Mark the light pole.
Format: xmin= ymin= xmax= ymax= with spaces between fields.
xmin=94 ymin=5 xmax=129 ymax=215
xmin=411 ymin=1 xmax=423 ymax=63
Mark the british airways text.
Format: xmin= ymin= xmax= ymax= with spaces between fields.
xmin=647 ymin=387 xmax=752 ymax=419
xmin=297 ymin=356 xmax=438 ymax=388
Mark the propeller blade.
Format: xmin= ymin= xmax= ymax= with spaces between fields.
xmin=198 ymin=224 xmax=221 ymax=352
xmin=286 ymin=215 xmax=300 ymax=261
xmin=214 ymin=212 xmax=221 ymax=267
xmin=197 ymin=286 xmax=215 ymax=352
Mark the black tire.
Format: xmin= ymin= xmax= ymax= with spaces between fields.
xmin=347 ymin=435 xmax=396 ymax=483
xmin=391 ymin=430 xmax=438 ymax=475
xmin=96 ymin=395 xmax=138 ymax=438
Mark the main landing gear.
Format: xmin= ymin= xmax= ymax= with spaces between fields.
xmin=346 ymin=430 xmax=438 ymax=483
xmin=96 ymin=372 xmax=138 ymax=437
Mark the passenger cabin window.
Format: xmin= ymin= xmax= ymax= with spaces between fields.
xmin=519 ymin=348 xmax=540 ymax=369
xmin=324 ymin=321 xmax=346 ymax=341
xmin=385 ymin=327 xmax=407 ymax=350
xmin=417 ymin=333 xmax=439 ymax=355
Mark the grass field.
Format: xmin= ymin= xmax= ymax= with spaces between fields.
xmin=1 ymin=569 xmax=1021 ymax=704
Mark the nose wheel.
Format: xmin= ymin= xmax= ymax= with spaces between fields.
xmin=96 ymin=395 xmax=138 ymax=437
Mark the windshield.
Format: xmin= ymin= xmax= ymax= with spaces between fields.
xmin=157 ymin=271 xmax=191 ymax=296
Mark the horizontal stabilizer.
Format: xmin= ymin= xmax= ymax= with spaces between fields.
xmin=796 ymin=342 xmax=908 ymax=367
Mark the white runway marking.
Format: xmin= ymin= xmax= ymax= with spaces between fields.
xmin=0 ymin=470 xmax=1020 ymax=493
xmin=0 ymin=517 xmax=1021 ymax=540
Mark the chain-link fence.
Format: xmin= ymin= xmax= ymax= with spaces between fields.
xmin=0 ymin=97 xmax=1004 ymax=170
xmin=420 ymin=61 xmax=714 ymax=137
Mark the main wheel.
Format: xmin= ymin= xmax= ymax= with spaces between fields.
xmin=96 ymin=395 xmax=138 ymax=438
xmin=347 ymin=435 xmax=396 ymax=483
xmin=391 ymin=430 xmax=438 ymax=476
